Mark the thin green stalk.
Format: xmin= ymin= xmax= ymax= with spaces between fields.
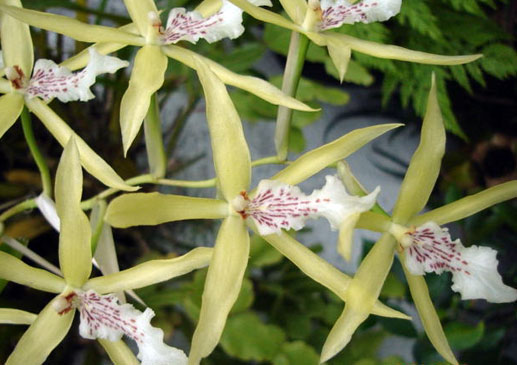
xmin=251 ymin=155 xmax=290 ymax=167
xmin=144 ymin=94 xmax=167 ymax=178
xmin=90 ymin=200 xmax=107 ymax=255
xmin=274 ymin=31 xmax=309 ymax=161
xmin=0 ymin=199 xmax=37 ymax=223
xmin=157 ymin=178 xmax=216 ymax=188
xmin=20 ymin=107 xmax=52 ymax=197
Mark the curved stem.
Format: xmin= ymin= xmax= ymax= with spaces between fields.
xmin=274 ymin=31 xmax=309 ymax=161
xmin=0 ymin=199 xmax=37 ymax=223
xmin=20 ymin=107 xmax=52 ymax=197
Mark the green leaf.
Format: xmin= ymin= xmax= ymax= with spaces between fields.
xmin=249 ymin=235 xmax=284 ymax=267
xmin=380 ymin=273 xmax=406 ymax=299
xmin=220 ymin=312 xmax=286 ymax=361
xmin=272 ymin=341 xmax=320 ymax=365
xmin=480 ymin=43 xmax=517 ymax=79
xmin=444 ymin=321 xmax=485 ymax=350
xmin=288 ymin=126 xmax=305 ymax=153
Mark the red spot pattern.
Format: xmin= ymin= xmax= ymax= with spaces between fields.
xmin=320 ymin=1 xmax=379 ymax=30
xmin=407 ymin=226 xmax=471 ymax=276
xmin=162 ymin=9 xmax=225 ymax=44
xmin=26 ymin=64 xmax=86 ymax=100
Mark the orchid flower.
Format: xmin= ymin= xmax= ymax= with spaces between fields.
xmin=228 ymin=0 xmax=482 ymax=81
xmin=0 ymin=0 xmax=135 ymax=191
xmin=103 ymin=60 xmax=410 ymax=364
xmin=321 ymin=76 xmax=517 ymax=364
xmin=0 ymin=0 xmax=316 ymax=154
xmin=0 ymin=137 xmax=214 ymax=364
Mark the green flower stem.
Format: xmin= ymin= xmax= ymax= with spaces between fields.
xmin=251 ymin=155 xmax=291 ymax=167
xmin=20 ymin=107 xmax=52 ymax=197
xmin=144 ymin=93 xmax=167 ymax=178
xmin=90 ymin=200 xmax=107 ymax=254
xmin=274 ymin=31 xmax=309 ymax=161
xmin=0 ymin=199 xmax=37 ymax=223
xmin=157 ymin=178 xmax=216 ymax=188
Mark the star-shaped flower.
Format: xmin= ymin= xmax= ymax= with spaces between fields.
xmin=0 ymin=0 xmax=315 ymax=154
xmin=0 ymin=137 xmax=213 ymax=364
xmin=104 ymin=60 xmax=409 ymax=364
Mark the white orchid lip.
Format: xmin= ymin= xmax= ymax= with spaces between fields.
xmin=241 ymin=175 xmax=379 ymax=236
xmin=318 ymin=0 xmax=402 ymax=31
xmin=52 ymin=289 xmax=188 ymax=365
xmin=402 ymin=222 xmax=517 ymax=303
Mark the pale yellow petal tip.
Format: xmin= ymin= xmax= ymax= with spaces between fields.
xmin=319 ymin=335 xmax=351 ymax=364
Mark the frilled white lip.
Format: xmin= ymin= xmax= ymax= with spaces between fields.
xmin=5 ymin=48 xmax=128 ymax=102
xmin=160 ymin=0 xmax=272 ymax=45
xmin=236 ymin=175 xmax=379 ymax=236
xmin=54 ymin=290 xmax=188 ymax=365
xmin=404 ymin=222 xmax=517 ymax=303
xmin=318 ymin=0 xmax=401 ymax=31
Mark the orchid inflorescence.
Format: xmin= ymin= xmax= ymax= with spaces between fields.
xmin=0 ymin=0 xmax=515 ymax=364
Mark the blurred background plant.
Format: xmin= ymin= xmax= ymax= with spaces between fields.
xmin=0 ymin=0 xmax=516 ymax=364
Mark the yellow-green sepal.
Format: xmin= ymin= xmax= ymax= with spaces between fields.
xmin=261 ymin=231 xmax=409 ymax=320
xmin=327 ymin=33 xmax=482 ymax=65
xmin=85 ymin=247 xmax=213 ymax=293
xmin=392 ymin=75 xmax=444 ymax=224
xmin=325 ymin=34 xmax=351 ymax=83
xmin=0 ymin=78 xmax=12 ymax=93
xmin=411 ymin=180 xmax=517 ymax=226
xmin=272 ymin=123 xmax=402 ymax=185
xmin=0 ymin=308 xmax=37 ymax=325
xmin=0 ymin=251 xmax=65 ymax=293
xmin=278 ymin=0 xmax=307 ymax=25
xmin=120 ymin=45 xmax=167 ymax=155
xmin=5 ymin=298 xmax=74 ymax=365
xmin=321 ymin=234 xmax=397 ymax=362
xmin=195 ymin=57 xmax=251 ymax=200
xmin=25 ymin=98 xmax=137 ymax=191
xmin=105 ymin=193 xmax=228 ymax=228
xmin=337 ymin=212 xmax=360 ymax=262
xmin=0 ymin=5 xmax=145 ymax=46
xmin=0 ymin=0 xmax=34 ymax=76
xmin=98 ymin=339 xmax=140 ymax=365
xmin=0 ymin=92 xmax=24 ymax=139
xmin=402 ymin=254 xmax=458 ymax=364
xmin=162 ymin=45 xmax=316 ymax=112
xmin=228 ymin=0 xmax=301 ymax=33
xmin=122 ymin=0 xmax=157 ymax=38
xmin=55 ymin=137 xmax=92 ymax=287
xmin=195 ymin=0 xmax=223 ymax=17
xmin=189 ymin=216 xmax=250 ymax=364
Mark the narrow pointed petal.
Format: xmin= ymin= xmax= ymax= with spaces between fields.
xmin=162 ymin=45 xmax=315 ymax=111
xmin=105 ymin=193 xmax=228 ymax=228
xmin=326 ymin=38 xmax=351 ymax=82
xmin=35 ymin=193 xmax=60 ymax=232
xmin=122 ymin=0 xmax=157 ymax=37
xmin=272 ymin=123 xmax=401 ymax=185
xmin=85 ymin=247 xmax=213 ymax=293
xmin=77 ymin=290 xmax=188 ymax=365
xmin=190 ymin=216 xmax=250 ymax=364
xmin=279 ymin=0 xmax=307 ymax=24
xmin=120 ymin=45 xmax=167 ymax=155
xmin=393 ymin=75 xmax=444 ymax=224
xmin=0 ymin=5 xmax=145 ymax=46
xmin=0 ymin=92 xmax=23 ymax=139
xmin=402 ymin=261 xmax=458 ymax=364
xmin=59 ymin=24 xmax=139 ymax=71
xmin=0 ymin=0 xmax=33 ymax=76
xmin=326 ymin=33 xmax=482 ymax=65
xmin=321 ymin=307 xmax=369 ymax=363
xmin=411 ymin=180 xmax=517 ymax=226
xmin=337 ymin=211 xmax=360 ymax=261
xmin=319 ymin=0 xmax=401 ymax=31
xmin=55 ymin=137 xmax=92 ymax=286
xmin=5 ymin=299 xmax=74 ymax=365
xmin=25 ymin=98 xmax=137 ymax=191
xmin=0 ymin=308 xmax=37 ymax=325
xmin=0 ymin=251 xmax=65 ymax=293
xmin=245 ymin=176 xmax=378 ymax=235
xmin=98 ymin=339 xmax=140 ymax=365
xmin=228 ymin=0 xmax=301 ymax=32
xmin=27 ymin=49 xmax=128 ymax=102
xmin=321 ymin=234 xmax=397 ymax=361
xmin=195 ymin=58 xmax=251 ymax=200
xmin=261 ymin=231 xmax=409 ymax=320
xmin=404 ymin=222 xmax=517 ymax=303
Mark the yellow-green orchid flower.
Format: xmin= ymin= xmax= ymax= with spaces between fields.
xmin=0 ymin=0 xmax=316 ymax=155
xmin=322 ymin=76 xmax=517 ymax=364
xmin=104 ymin=60 xmax=409 ymax=364
xmin=0 ymin=0 xmax=135 ymax=191
xmin=228 ymin=0 xmax=482 ymax=81
xmin=0 ymin=137 xmax=213 ymax=365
